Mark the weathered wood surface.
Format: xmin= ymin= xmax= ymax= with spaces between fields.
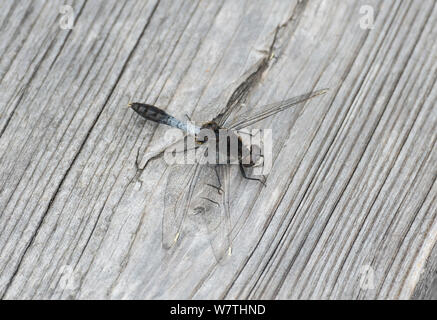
xmin=0 ymin=0 xmax=436 ymax=299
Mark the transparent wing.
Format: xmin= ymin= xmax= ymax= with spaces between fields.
xmin=208 ymin=59 xmax=268 ymax=127
xmin=162 ymin=144 xmax=232 ymax=262
xmin=162 ymin=139 xmax=203 ymax=249
xmin=228 ymin=89 xmax=328 ymax=130
xmin=194 ymin=80 xmax=244 ymax=127
xmin=189 ymin=163 xmax=232 ymax=262
xmin=212 ymin=82 xmax=251 ymax=127
xmin=162 ymin=161 xmax=201 ymax=249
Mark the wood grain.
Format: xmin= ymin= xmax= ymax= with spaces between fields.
xmin=0 ymin=0 xmax=435 ymax=299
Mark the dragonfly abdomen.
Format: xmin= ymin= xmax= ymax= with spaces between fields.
xmin=129 ymin=103 xmax=172 ymax=124
xmin=129 ymin=103 xmax=199 ymax=134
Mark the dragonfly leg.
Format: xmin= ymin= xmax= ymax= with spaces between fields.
xmin=135 ymin=146 xmax=165 ymax=172
xmin=135 ymin=136 xmax=190 ymax=172
xmin=212 ymin=165 xmax=224 ymax=194
xmin=135 ymin=147 xmax=143 ymax=171
xmin=239 ymin=163 xmax=266 ymax=186
xmin=135 ymin=147 xmax=146 ymax=172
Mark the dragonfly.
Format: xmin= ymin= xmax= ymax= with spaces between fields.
xmin=129 ymin=79 xmax=327 ymax=262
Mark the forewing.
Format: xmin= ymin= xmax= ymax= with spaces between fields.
xmin=198 ymin=80 xmax=242 ymax=126
xmin=228 ymin=89 xmax=328 ymax=130
xmin=206 ymin=59 xmax=268 ymax=126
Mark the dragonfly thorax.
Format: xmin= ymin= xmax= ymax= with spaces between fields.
xmin=195 ymin=122 xmax=262 ymax=167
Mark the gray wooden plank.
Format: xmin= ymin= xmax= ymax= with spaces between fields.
xmin=0 ymin=0 xmax=160 ymax=297
xmin=0 ymin=0 xmax=435 ymax=299
xmin=413 ymin=241 xmax=437 ymax=300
